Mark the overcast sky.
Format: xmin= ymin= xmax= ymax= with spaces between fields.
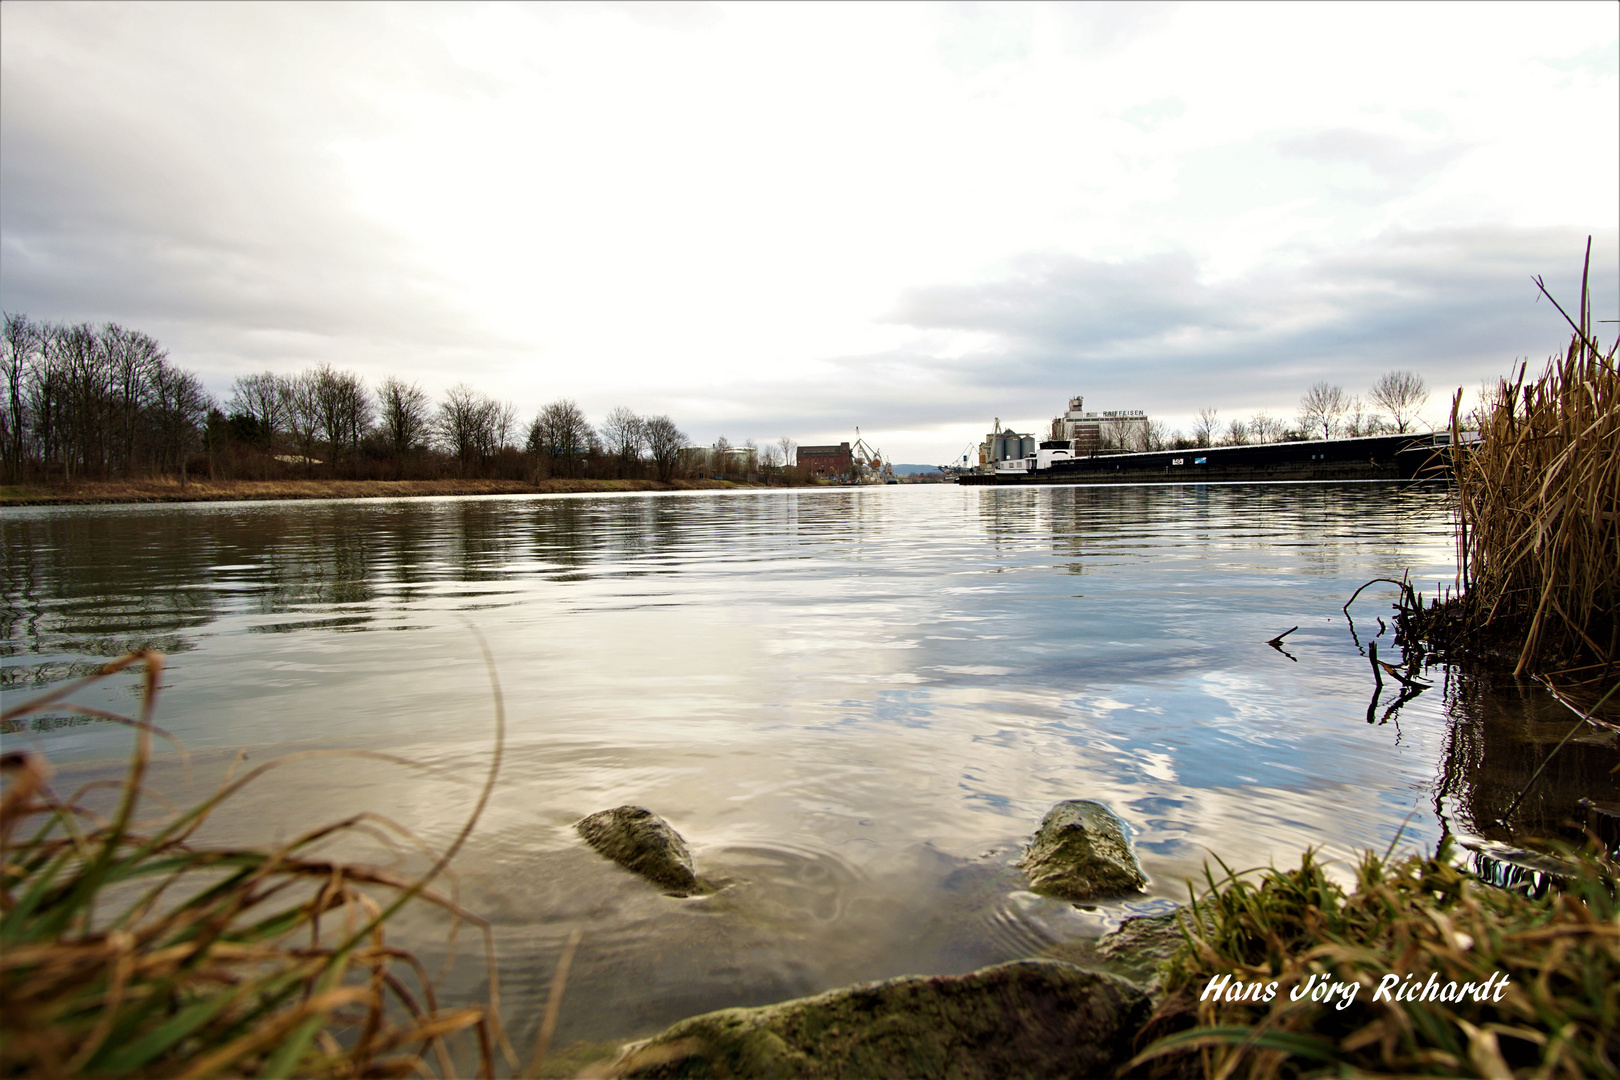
xmin=2 ymin=2 xmax=1616 ymax=463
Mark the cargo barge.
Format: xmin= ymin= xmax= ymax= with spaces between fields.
xmin=957 ymin=431 xmax=1462 ymax=485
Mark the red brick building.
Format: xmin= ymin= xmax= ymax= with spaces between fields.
xmin=797 ymin=442 xmax=852 ymax=479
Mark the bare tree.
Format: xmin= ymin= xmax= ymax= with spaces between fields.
xmin=376 ymin=376 xmax=431 ymax=462
xmin=1343 ymin=395 xmax=1386 ymax=437
xmin=488 ymin=400 xmax=517 ymax=456
xmin=437 ymin=383 xmax=490 ymax=471
xmin=1097 ymin=416 xmax=1130 ymax=451
xmin=1249 ymin=411 xmax=1284 ymax=444
xmin=1192 ymin=408 xmax=1219 ymax=448
xmin=51 ymin=322 xmax=111 ymax=478
xmin=149 ymin=359 xmax=210 ymax=485
xmin=1140 ymin=420 xmax=1167 ymax=451
xmin=24 ymin=325 xmax=65 ymax=474
xmin=280 ymin=371 xmax=322 ymax=466
xmin=527 ymin=398 xmax=591 ymax=478
xmin=309 ymin=365 xmax=373 ymax=466
xmin=778 ymin=437 xmax=796 ymax=471
xmin=1223 ymin=418 xmax=1249 ymax=446
xmin=599 ymin=405 xmax=645 ymax=477
xmin=1368 ymin=371 xmax=1428 ymax=433
xmin=2 ymin=313 xmax=41 ymax=480
xmin=229 ymin=372 xmax=284 ymax=445
xmin=103 ymin=324 xmax=166 ymax=471
xmin=643 ymin=414 xmax=686 ymax=482
xmin=1298 ymin=382 xmax=1348 ymax=440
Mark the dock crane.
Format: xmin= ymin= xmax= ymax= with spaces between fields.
xmin=851 ymin=429 xmax=895 ymax=483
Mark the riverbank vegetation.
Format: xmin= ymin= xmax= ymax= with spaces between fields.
xmin=1 ymin=314 xmax=808 ymax=489
xmin=1399 ymin=258 xmax=1618 ymax=678
xmin=0 ymin=651 xmax=514 ymax=1078
xmin=1133 ymin=842 xmax=1620 ymax=1079
xmin=0 ymin=474 xmax=794 ymax=507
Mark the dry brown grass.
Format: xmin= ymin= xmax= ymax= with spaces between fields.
xmin=0 ymin=476 xmax=783 ymax=506
xmin=0 ymin=650 xmax=518 ymax=1078
xmin=1133 ymin=842 xmax=1620 ymax=1079
xmin=1424 ymin=247 xmax=1619 ymax=676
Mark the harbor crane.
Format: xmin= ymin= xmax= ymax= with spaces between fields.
xmin=851 ymin=429 xmax=895 ymax=483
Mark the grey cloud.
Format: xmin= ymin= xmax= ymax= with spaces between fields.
xmin=861 ymin=227 xmax=1618 ymax=425
xmin=0 ymin=4 xmax=514 ymax=378
xmin=1276 ymin=128 xmax=1467 ymax=183
xmin=887 ymin=250 xmax=1248 ymax=353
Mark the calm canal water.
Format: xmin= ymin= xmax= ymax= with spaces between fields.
xmin=4 ymin=482 xmax=1610 ymax=1049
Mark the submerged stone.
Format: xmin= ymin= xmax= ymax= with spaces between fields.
xmin=1096 ymin=911 xmax=1185 ymax=969
xmin=1095 ymin=911 xmax=1186 ymax=1001
xmin=611 ymin=959 xmax=1148 ymax=1079
xmin=1020 ymin=800 xmax=1146 ymax=901
xmin=576 ymin=806 xmax=699 ymax=895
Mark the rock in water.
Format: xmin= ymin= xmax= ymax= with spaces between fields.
xmin=1097 ymin=911 xmax=1184 ymax=969
xmin=1095 ymin=911 xmax=1185 ymax=1000
xmin=611 ymin=960 xmax=1148 ymax=1079
xmin=1020 ymin=800 xmax=1146 ymax=901
xmin=576 ymin=806 xmax=698 ymax=895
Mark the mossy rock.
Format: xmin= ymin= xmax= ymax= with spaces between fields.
xmin=576 ymin=806 xmax=699 ymax=895
xmin=611 ymin=959 xmax=1148 ymax=1079
xmin=1020 ymin=801 xmax=1146 ymax=901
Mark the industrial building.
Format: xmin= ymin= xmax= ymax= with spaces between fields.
xmin=680 ymin=444 xmax=759 ymax=475
xmin=797 ymin=442 xmax=853 ymax=480
xmin=977 ymin=396 xmax=1150 ymax=472
xmin=1052 ymin=396 xmax=1148 ymax=454
xmin=979 ymin=421 xmax=1037 ymax=467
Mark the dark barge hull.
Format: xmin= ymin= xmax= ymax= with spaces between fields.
xmin=957 ymin=433 xmax=1453 ymax=485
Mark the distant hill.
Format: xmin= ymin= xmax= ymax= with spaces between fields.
xmin=890 ymin=464 xmax=944 ymax=475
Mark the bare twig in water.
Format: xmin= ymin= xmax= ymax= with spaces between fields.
xmin=1343 ymin=578 xmax=1414 ymax=616
xmin=1266 ymin=626 xmax=1299 ymax=661
xmin=1366 ymin=642 xmax=1384 ymax=724
xmin=1377 ymin=661 xmax=1433 ymax=690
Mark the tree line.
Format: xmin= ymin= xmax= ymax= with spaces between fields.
xmin=3 ymin=315 xmax=208 ymax=482
xmin=1084 ymin=370 xmax=1432 ymax=453
xmin=1 ymin=314 xmax=707 ymax=484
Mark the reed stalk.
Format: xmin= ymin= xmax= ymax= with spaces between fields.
xmin=1417 ymin=243 xmax=1618 ymax=677
xmin=0 ymin=650 xmax=513 ymax=1078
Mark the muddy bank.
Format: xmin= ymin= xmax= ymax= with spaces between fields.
xmin=0 ymin=476 xmax=820 ymax=506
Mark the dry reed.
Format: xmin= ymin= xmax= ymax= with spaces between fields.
xmin=0 ymin=650 xmax=515 ymax=1078
xmin=1415 ymin=244 xmax=1619 ymax=677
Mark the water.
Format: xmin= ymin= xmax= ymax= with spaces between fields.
xmin=3 ymin=482 xmax=1612 ymax=1049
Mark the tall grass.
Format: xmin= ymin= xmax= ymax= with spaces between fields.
xmin=1445 ymin=245 xmax=1618 ymax=676
xmin=0 ymin=650 xmax=514 ymax=1078
xmin=1132 ymin=841 xmax=1620 ymax=1079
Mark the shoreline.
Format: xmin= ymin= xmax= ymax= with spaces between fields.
xmin=0 ymin=476 xmax=825 ymax=507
